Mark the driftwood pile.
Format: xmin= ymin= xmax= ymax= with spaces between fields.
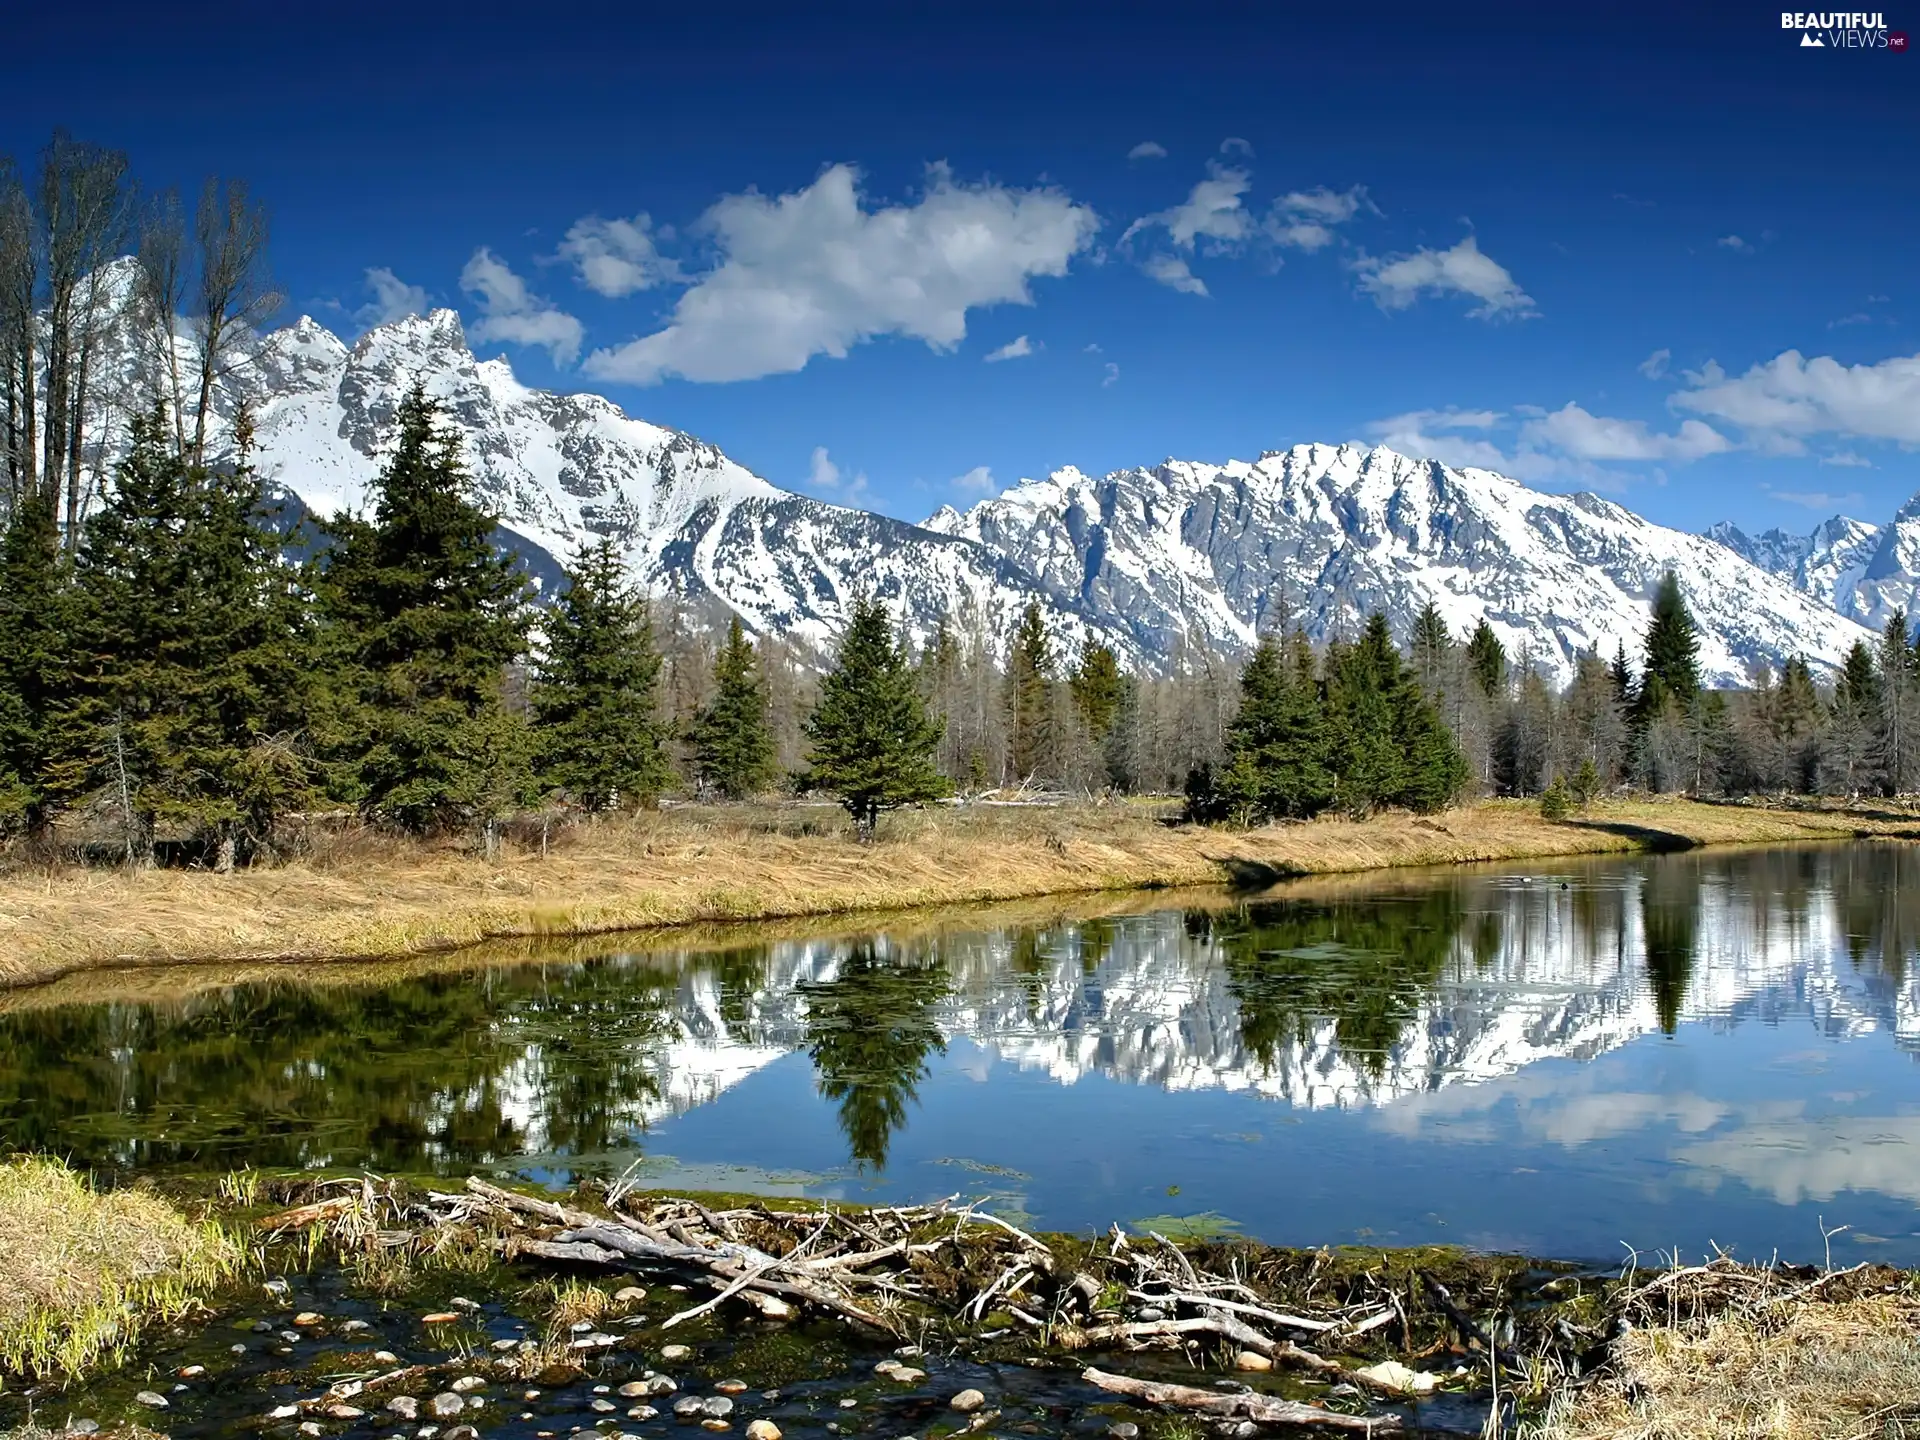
xmin=255 ymin=1175 xmax=1642 ymax=1434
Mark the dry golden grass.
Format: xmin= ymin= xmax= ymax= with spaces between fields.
xmin=0 ymin=796 xmax=1907 ymax=990
xmin=0 ymin=1157 xmax=243 ymax=1380
xmin=1534 ymin=1293 xmax=1920 ymax=1439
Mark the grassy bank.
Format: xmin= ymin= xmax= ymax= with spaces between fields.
xmin=0 ymin=796 xmax=1911 ymax=989
xmin=0 ymin=1158 xmax=242 ymax=1382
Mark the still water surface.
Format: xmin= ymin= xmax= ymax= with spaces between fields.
xmin=7 ymin=842 xmax=1920 ymax=1266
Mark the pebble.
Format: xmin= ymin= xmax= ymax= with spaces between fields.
xmin=324 ymin=1405 xmax=365 ymax=1420
xmin=890 ymin=1367 xmax=926 ymax=1384
xmin=949 ymin=1388 xmax=987 ymax=1413
xmin=660 ymin=1343 xmax=692 ymax=1361
xmin=451 ymin=1376 xmax=485 ymax=1393
xmin=614 ymin=1286 xmax=647 ymax=1303
xmin=294 ymin=1311 xmax=325 ymax=1326
xmin=1234 ymin=1350 xmax=1273 ymax=1372
xmin=452 ymin=1296 xmax=482 ymax=1311
xmin=279 ymin=1330 xmax=302 ymax=1343
xmin=745 ymin=1424 xmax=781 ymax=1440
xmin=133 ymin=1392 xmax=169 ymax=1410
xmin=231 ymin=1344 xmax=247 ymax=1354
xmin=714 ymin=1379 xmax=747 ymax=1395
xmin=617 ymin=1381 xmax=650 ymax=1398
xmin=429 ymin=1392 xmax=467 ymax=1419
xmin=894 ymin=1345 xmax=924 ymax=1358
xmin=64 ymin=1424 xmax=99 ymax=1437
xmin=592 ymin=1384 xmax=611 ymax=1394
xmin=374 ymin=1350 xmax=399 ymax=1364
xmin=838 ymin=1398 xmax=858 ymax=1409
xmin=298 ymin=1425 xmax=323 ymax=1439
xmin=674 ymin=1398 xmax=706 ymax=1418
xmin=253 ymin=1320 xmax=274 ymax=1333
xmin=626 ymin=1406 xmax=658 ymax=1421
xmin=268 ymin=1406 xmax=299 ymax=1420
xmin=445 ymin=1428 xmax=482 ymax=1440
xmin=523 ymin=1390 xmax=541 ymax=1401
xmin=591 ymin=1400 xmax=616 ymax=1413
xmin=1136 ymin=1306 xmax=1166 ymax=1322
xmin=177 ymin=1364 xmax=206 ymax=1378
xmin=342 ymin=1318 xmax=372 ymax=1333
xmin=386 ymin=1396 xmax=420 ymax=1420
xmin=700 ymin=1423 xmax=730 ymax=1435
xmin=873 ymin=1360 xmax=901 ymax=1376
xmin=492 ymin=1338 xmax=520 ymax=1352
xmin=703 ymin=1397 xmax=735 ymax=1418
xmin=1107 ymin=1425 xmax=1140 ymax=1440
xmin=423 ymin=1312 xmax=461 ymax=1325
xmin=570 ymin=1319 xmax=594 ymax=1333
xmin=264 ymin=1277 xmax=291 ymax=1299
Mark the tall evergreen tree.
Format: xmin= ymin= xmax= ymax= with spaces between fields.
xmin=1466 ymin=619 xmax=1507 ymax=699
xmin=798 ymin=596 xmax=949 ymax=839
xmin=0 ymin=491 xmax=77 ymax=845
xmin=1206 ymin=632 xmax=1332 ymax=823
xmin=690 ymin=615 xmax=777 ymax=800
xmin=533 ymin=536 xmax=670 ymax=812
xmin=1638 ymin=571 xmax=1701 ymax=717
xmin=1068 ymin=640 xmax=1124 ymax=743
xmin=1878 ymin=611 xmax=1918 ymax=796
xmin=318 ymin=385 xmax=531 ymax=837
xmin=1409 ymin=601 xmax=1452 ymax=695
xmin=1825 ymin=639 xmax=1881 ymax=795
xmin=1006 ymin=600 xmax=1054 ymax=783
xmin=1326 ymin=617 xmax=1411 ymax=816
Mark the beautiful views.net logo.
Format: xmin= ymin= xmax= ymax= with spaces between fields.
xmin=1781 ymin=11 xmax=1909 ymax=48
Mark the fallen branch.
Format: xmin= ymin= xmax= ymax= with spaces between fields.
xmin=1080 ymin=1367 xmax=1405 ymax=1432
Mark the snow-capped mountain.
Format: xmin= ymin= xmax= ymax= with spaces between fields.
xmin=235 ymin=307 xmax=1123 ymax=661
xmin=1704 ymin=515 xmax=1882 ymax=618
xmin=60 ymin=277 xmax=1888 ymax=680
xmin=926 ymin=446 xmax=1874 ymax=684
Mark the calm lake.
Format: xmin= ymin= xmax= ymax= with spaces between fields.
xmin=6 ymin=841 xmax=1919 ymax=1267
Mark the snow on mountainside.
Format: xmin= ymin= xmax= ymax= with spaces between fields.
xmin=925 ymin=445 xmax=1875 ymax=685
xmin=235 ymin=308 xmax=1126 ymax=661
xmin=67 ymin=281 xmax=1880 ymax=682
xmin=1705 ymin=516 xmax=1881 ymax=619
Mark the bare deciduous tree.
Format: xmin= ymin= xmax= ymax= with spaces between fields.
xmin=190 ymin=178 xmax=279 ymax=466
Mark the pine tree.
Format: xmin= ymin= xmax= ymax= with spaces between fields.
xmin=1006 ymin=600 xmax=1054 ymax=784
xmin=1824 ymin=640 xmax=1881 ymax=795
xmin=690 ymin=615 xmax=777 ymax=800
xmin=1609 ymin=642 xmax=1635 ymax=708
xmin=1327 ymin=616 xmax=1411 ymax=817
xmin=533 ymin=536 xmax=670 ymax=812
xmin=1409 ymin=601 xmax=1451 ymax=695
xmin=318 ymin=385 xmax=531 ymax=837
xmin=1466 ymin=619 xmax=1507 ymax=699
xmin=1068 ymin=641 xmax=1124 ymax=743
xmin=798 ymin=596 xmax=949 ymax=839
xmin=1639 ymin=571 xmax=1701 ymax=717
xmin=1878 ymin=611 xmax=1917 ymax=796
xmin=1206 ymin=632 xmax=1332 ymax=823
xmin=0 ymin=491 xmax=78 ymax=845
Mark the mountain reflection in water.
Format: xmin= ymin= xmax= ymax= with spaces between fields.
xmin=4 ymin=843 xmax=1918 ymax=1264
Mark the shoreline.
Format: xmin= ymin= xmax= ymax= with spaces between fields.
xmin=0 ymin=796 xmax=1911 ymax=992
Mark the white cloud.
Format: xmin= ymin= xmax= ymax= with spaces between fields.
xmin=358 ymin=267 xmax=430 ymax=327
xmin=1521 ymin=403 xmax=1729 ymax=462
xmin=459 ymin=248 xmax=585 ymax=366
xmin=984 ymin=334 xmax=1035 ymax=362
xmin=1673 ymin=348 xmax=1920 ymax=446
xmin=559 ymin=213 xmax=680 ymax=297
xmin=581 ymin=163 xmax=1097 ymax=385
xmin=1102 ymin=361 xmax=1120 ymax=388
xmin=1141 ymin=254 xmax=1208 ymax=296
xmin=1264 ymin=185 xmax=1373 ymax=251
xmin=1638 ymin=347 xmax=1671 ymax=380
xmin=1367 ymin=409 xmax=1518 ymax=473
xmin=1717 ymin=234 xmax=1753 ymax=253
xmin=1127 ymin=141 xmax=1168 ymax=160
xmin=1219 ymin=136 xmax=1255 ymax=157
xmin=1353 ymin=235 xmax=1535 ymax=319
xmin=805 ymin=445 xmax=869 ymax=504
xmin=1829 ymin=312 xmax=1871 ymax=328
xmin=1819 ymin=451 xmax=1873 ymax=468
xmin=951 ymin=464 xmax=998 ymax=495
xmin=1769 ymin=486 xmax=1864 ymax=509
xmin=1122 ymin=163 xmax=1253 ymax=252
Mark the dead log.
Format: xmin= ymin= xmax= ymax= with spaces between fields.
xmin=1080 ymin=1367 xmax=1405 ymax=1432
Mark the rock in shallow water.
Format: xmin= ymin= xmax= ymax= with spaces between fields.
xmin=428 ymin=1391 xmax=466 ymax=1418
xmin=385 ymin=1395 xmax=419 ymax=1419
xmin=745 ymin=1423 xmax=781 ymax=1440
xmin=949 ymin=1388 xmax=987 ymax=1413
xmin=132 ymin=1392 xmax=168 ymax=1410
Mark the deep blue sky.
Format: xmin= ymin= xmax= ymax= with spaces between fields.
xmin=1 ymin=0 xmax=1913 ymax=533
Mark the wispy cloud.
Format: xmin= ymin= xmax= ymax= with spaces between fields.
xmin=1638 ymin=347 xmax=1671 ymax=380
xmin=1352 ymin=235 xmax=1536 ymax=319
xmin=805 ymin=445 xmax=869 ymax=505
xmin=984 ymin=334 xmax=1035 ymax=362
xmin=459 ymin=248 xmax=584 ymax=365
xmin=1265 ymin=185 xmax=1374 ymax=251
xmin=582 ymin=163 xmax=1097 ymax=385
xmin=1141 ymin=254 xmax=1208 ymax=296
xmin=558 ymin=213 xmax=681 ymax=297
xmin=1127 ymin=141 xmax=1167 ymax=160
xmin=951 ymin=464 xmax=998 ymax=495
xmin=1717 ymin=234 xmax=1754 ymax=253
xmin=1219 ymin=136 xmax=1255 ymax=157
xmin=358 ymin=267 xmax=430 ymax=327
xmin=1767 ymin=486 xmax=1864 ymax=510
xmin=1102 ymin=361 xmax=1120 ymax=387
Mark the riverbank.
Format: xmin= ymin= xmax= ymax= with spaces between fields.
xmin=0 ymin=797 xmax=1911 ymax=989
xmin=3 ymin=1161 xmax=1914 ymax=1439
